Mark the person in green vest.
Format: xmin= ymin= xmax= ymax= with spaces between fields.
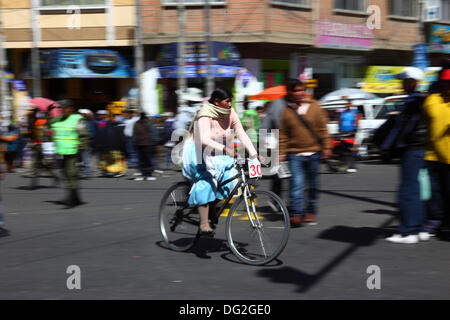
xmin=51 ymin=100 xmax=89 ymax=208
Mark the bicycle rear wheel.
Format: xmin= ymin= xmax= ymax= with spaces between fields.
xmin=159 ymin=181 xmax=200 ymax=252
xmin=225 ymin=189 xmax=290 ymax=265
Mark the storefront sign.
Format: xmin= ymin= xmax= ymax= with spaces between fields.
xmin=412 ymin=43 xmax=429 ymax=70
xmin=158 ymin=65 xmax=241 ymax=78
xmin=361 ymin=66 xmax=440 ymax=93
xmin=316 ymin=20 xmax=373 ymax=51
xmin=157 ymin=42 xmax=240 ymax=67
xmin=41 ymin=49 xmax=135 ymax=78
xmin=430 ymin=24 xmax=450 ymax=53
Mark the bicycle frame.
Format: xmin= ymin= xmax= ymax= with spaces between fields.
xmin=212 ymin=162 xmax=262 ymax=228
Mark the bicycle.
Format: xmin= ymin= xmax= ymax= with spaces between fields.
xmin=159 ymin=159 xmax=290 ymax=266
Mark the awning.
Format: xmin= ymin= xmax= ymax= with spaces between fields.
xmin=360 ymin=66 xmax=440 ymax=94
xmin=40 ymin=49 xmax=135 ymax=79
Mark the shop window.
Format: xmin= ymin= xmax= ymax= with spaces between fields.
xmin=342 ymin=63 xmax=366 ymax=79
xmin=270 ymin=0 xmax=311 ymax=7
xmin=40 ymin=0 xmax=105 ymax=5
xmin=389 ymin=0 xmax=417 ymax=17
xmin=334 ymin=0 xmax=366 ymax=12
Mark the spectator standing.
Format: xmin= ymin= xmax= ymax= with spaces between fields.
xmin=0 ymin=140 xmax=10 ymax=237
xmin=78 ymin=109 xmax=96 ymax=179
xmin=385 ymin=67 xmax=431 ymax=244
xmin=338 ymin=99 xmax=362 ymax=173
xmin=279 ymin=79 xmax=331 ymax=227
xmin=133 ymin=113 xmax=157 ymax=181
xmin=123 ymin=109 xmax=140 ymax=169
xmin=173 ymin=88 xmax=203 ymax=132
xmin=3 ymin=124 xmax=20 ymax=172
xmin=423 ymin=68 xmax=450 ymax=237
xmin=27 ymin=109 xmax=59 ymax=190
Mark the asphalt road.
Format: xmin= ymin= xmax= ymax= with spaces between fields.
xmin=0 ymin=161 xmax=449 ymax=300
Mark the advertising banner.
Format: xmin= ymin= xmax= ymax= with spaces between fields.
xmin=316 ymin=20 xmax=373 ymax=51
xmin=361 ymin=66 xmax=440 ymax=93
xmin=430 ymin=24 xmax=450 ymax=53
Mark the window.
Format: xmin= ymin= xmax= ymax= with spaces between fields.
xmin=442 ymin=0 xmax=450 ymax=21
xmin=271 ymin=0 xmax=311 ymax=6
xmin=40 ymin=0 xmax=105 ymax=6
xmin=389 ymin=0 xmax=417 ymax=17
xmin=334 ymin=0 xmax=365 ymax=12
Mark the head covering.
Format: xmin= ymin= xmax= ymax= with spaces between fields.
xmin=440 ymin=69 xmax=450 ymax=80
xmin=395 ymin=67 xmax=424 ymax=81
xmin=188 ymin=101 xmax=231 ymax=133
xmin=96 ymin=110 xmax=108 ymax=115
xmin=176 ymin=87 xmax=204 ymax=102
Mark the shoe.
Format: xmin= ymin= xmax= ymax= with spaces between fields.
xmin=386 ymin=234 xmax=419 ymax=244
xmin=134 ymin=177 xmax=145 ymax=181
xmin=145 ymin=176 xmax=156 ymax=181
xmin=418 ymin=232 xmax=434 ymax=241
xmin=154 ymin=170 xmax=164 ymax=175
xmin=346 ymin=168 xmax=357 ymax=173
xmin=133 ymin=172 xmax=142 ymax=176
xmin=0 ymin=227 xmax=10 ymax=238
xmin=304 ymin=213 xmax=318 ymax=226
xmin=113 ymin=173 xmax=125 ymax=178
xmin=199 ymin=229 xmax=215 ymax=238
xmin=290 ymin=216 xmax=303 ymax=228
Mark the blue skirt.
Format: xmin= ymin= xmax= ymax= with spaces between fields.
xmin=181 ymin=139 xmax=238 ymax=206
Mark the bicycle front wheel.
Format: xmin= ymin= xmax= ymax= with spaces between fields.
xmin=159 ymin=181 xmax=200 ymax=252
xmin=225 ymin=189 xmax=290 ymax=265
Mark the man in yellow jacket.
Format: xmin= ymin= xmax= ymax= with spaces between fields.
xmin=423 ymin=69 xmax=450 ymax=236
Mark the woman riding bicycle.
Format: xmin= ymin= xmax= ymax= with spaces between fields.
xmin=181 ymin=88 xmax=262 ymax=236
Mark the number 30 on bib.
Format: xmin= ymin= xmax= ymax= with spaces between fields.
xmin=248 ymin=162 xmax=262 ymax=178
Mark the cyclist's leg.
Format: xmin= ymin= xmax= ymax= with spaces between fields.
xmin=198 ymin=203 xmax=213 ymax=233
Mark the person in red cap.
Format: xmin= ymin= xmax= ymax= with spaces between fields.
xmin=423 ymin=68 xmax=450 ymax=238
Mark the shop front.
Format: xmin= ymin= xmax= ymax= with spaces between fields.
xmin=40 ymin=49 xmax=136 ymax=112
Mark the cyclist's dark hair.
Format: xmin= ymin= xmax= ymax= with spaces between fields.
xmin=209 ymin=87 xmax=233 ymax=105
xmin=285 ymin=78 xmax=304 ymax=92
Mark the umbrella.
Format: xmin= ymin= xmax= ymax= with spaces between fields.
xmin=248 ymin=85 xmax=287 ymax=101
xmin=320 ymin=88 xmax=379 ymax=104
xmin=29 ymin=98 xmax=62 ymax=117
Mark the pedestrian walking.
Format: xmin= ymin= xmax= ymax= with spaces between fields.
xmin=384 ymin=67 xmax=431 ymax=244
xmin=279 ymin=78 xmax=331 ymax=227
xmin=133 ymin=113 xmax=157 ymax=181
xmin=51 ymin=100 xmax=89 ymax=208
xmin=423 ymin=68 xmax=450 ymax=238
xmin=338 ymin=99 xmax=362 ymax=173
xmin=0 ymin=135 xmax=11 ymax=237
xmin=27 ymin=109 xmax=59 ymax=190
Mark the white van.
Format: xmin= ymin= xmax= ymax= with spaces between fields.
xmin=321 ymin=95 xmax=407 ymax=159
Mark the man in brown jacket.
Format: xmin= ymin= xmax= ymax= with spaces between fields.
xmin=279 ymin=79 xmax=331 ymax=227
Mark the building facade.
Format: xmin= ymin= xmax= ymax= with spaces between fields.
xmin=141 ymin=0 xmax=450 ymax=100
xmin=1 ymin=0 xmax=136 ymax=111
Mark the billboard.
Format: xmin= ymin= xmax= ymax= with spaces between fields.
xmin=41 ymin=49 xmax=135 ymax=78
